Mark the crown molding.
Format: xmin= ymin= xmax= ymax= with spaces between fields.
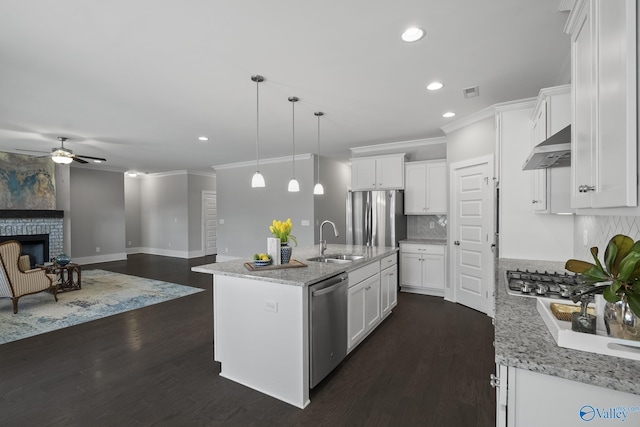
xmin=350 ymin=136 xmax=446 ymax=156
xmin=212 ymin=153 xmax=313 ymax=170
xmin=441 ymin=97 xmax=537 ymax=134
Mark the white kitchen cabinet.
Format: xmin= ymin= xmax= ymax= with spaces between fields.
xmin=380 ymin=253 xmax=398 ymax=318
xmin=528 ymin=85 xmax=573 ymax=214
xmin=404 ymin=160 xmax=447 ymax=214
xmin=348 ymin=272 xmax=380 ymax=351
xmin=494 ymin=364 xmax=640 ymax=426
xmin=347 ymin=260 xmax=382 ymax=352
xmin=351 ymin=153 xmax=405 ymax=191
xmin=399 ymin=242 xmax=445 ymax=297
xmin=566 ymin=0 xmax=637 ymax=209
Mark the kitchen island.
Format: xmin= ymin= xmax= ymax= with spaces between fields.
xmin=192 ymin=244 xmax=397 ymax=408
xmin=495 ymin=258 xmax=640 ymax=425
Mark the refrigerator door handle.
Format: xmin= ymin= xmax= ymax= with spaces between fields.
xmin=365 ymin=192 xmax=371 ymax=246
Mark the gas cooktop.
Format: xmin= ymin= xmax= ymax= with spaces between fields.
xmin=505 ymin=269 xmax=583 ymax=299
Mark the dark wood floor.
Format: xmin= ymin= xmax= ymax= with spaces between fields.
xmin=0 ymin=254 xmax=496 ymax=426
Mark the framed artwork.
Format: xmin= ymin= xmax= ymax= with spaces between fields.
xmin=0 ymin=152 xmax=56 ymax=209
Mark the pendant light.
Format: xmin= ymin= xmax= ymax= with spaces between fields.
xmin=287 ymin=96 xmax=300 ymax=192
xmin=250 ymin=75 xmax=266 ymax=188
xmin=313 ymin=112 xmax=325 ymax=195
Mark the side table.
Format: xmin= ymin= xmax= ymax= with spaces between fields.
xmin=40 ymin=263 xmax=82 ymax=293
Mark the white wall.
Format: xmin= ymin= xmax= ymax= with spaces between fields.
xmin=216 ymin=156 xmax=317 ymax=258
xmin=498 ymin=104 xmax=573 ymax=261
xmin=124 ymin=175 xmax=141 ymax=251
xmin=69 ymin=168 xmax=127 ymax=263
xmin=313 ymin=157 xmax=351 ymax=244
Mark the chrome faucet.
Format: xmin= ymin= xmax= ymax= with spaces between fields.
xmin=319 ymin=220 xmax=339 ymax=257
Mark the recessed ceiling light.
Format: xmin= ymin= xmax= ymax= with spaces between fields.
xmin=442 ymin=112 xmax=456 ymax=118
xmin=93 ymin=159 xmax=102 ymax=163
xmin=426 ymin=82 xmax=444 ymax=91
xmin=198 ymin=136 xmax=209 ymax=141
xmin=126 ymin=171 xmax=138 ymax=177
xmin=401 ymin=27 xmax=425 ymax=42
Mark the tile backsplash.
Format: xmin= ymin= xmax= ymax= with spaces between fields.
xmin=574 ymin=215 xmax=640 ymax=261
xmin=407 ymin=215 xmax=447 ymax=240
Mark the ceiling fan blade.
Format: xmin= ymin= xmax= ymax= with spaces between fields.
xmin=75 ymin=154 xmax=107 ymax=162
xmin=15 ymin=148 xmax=51 ymax=155
xmin=72 ymin=156 xmax=89 ymax=164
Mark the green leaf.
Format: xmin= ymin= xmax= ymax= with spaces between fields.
xmin=603 ymin=285 xmax=621 ymax=303
xmin=630 ymin=240 xmax=640 ymax=253
xmin=626 ymin=293 xmax=640 ymax=319
xmin=606 ymin=235 xmax=634 ymax=275
xmin=581 ymin=265 xmax=610 ymax=282
xmin=565 ymin=259 xmax=597 ymax=274
xmin=604 ymin=240 xmax=618 ymax=275
xmin=618 ymin=252 xmax=640 ymax=281
xmin=590 ymin=247 xmax=606 ymax=273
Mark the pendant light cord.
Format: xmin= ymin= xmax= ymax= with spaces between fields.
xmin=255 ymin=79 xmax=260 ymax=168
xmin=290 ymin=98 xmax=296 ymax=178
xmin=316 ymin=113 xmax=321 ymax=182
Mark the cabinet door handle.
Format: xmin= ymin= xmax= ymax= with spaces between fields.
xmin=489 ymin=374 xmax=500 ymax=389
xmin=454 ymin=241 xmax=460 ymax=246
xmin=578 ymin=185 xmax=596 ymax=193
xmin=532 ymin=200 xmax=538 ymax=204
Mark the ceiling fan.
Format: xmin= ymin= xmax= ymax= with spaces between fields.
xmin=17 ymin=137 xmax=107 ymax=164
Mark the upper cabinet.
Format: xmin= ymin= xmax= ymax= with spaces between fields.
xmin=529 ymin=85 xmax=573 ymax=214
xmin=404 ymin=160 xmax=447 ymax=214
xmin=351 ymin=153 xmax=405 ymax=191
xmin=566 ymin=0 xmax=637 ymax=209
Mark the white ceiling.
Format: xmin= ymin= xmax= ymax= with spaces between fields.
xmin=0 ymin=0 xmax=571 ymax=174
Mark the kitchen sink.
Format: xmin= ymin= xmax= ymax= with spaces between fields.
xmin=306 ymin=254 xmax=365 ymax=264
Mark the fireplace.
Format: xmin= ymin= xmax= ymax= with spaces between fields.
xmin=0 ymin=209 xmax=64 ymax=267
xmin=0 ymin=234 xmax=49 ymax=268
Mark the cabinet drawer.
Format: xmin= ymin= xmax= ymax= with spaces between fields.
xmin=380 ymin=253 xmax=397 ymax=269
xmin=348 ymin=261 xmax=380 ymax=287
xmin=400 ymin=243 xmax=445 ymax=255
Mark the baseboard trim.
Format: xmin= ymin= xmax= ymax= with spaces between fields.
xmin=73 ymin=252 xmax=128 ymax=265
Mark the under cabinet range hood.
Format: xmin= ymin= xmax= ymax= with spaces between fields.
xmin=522 ymin=125 xmax=571 ymax=170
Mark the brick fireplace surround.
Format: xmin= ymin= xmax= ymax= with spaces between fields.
xmin=0 ymin=210 xmax=64 ymax=263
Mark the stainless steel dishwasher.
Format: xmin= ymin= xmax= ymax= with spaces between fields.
xmin=309 ymin=272 xmax=348 ymax=388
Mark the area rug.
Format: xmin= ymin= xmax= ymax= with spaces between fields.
xmin=0 ymin=269 xmax=204 ymax=344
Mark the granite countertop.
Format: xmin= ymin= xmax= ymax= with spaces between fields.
xmin=400 ymin=238 xmax=447 ymax=245
xmin=192 ymin=244 xmax=398 ymax=287
xmin=495 ymin=258 xmax=640 ymax=396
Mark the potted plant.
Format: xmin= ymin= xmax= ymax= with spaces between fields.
xmin=565 ymin=234 xmax=640 ymax=340
xmin=270 ymin=218 xmax=297 ymax=264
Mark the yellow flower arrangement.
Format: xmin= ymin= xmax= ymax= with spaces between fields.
xmin=269 ymin=218 xmax=297 ymax=246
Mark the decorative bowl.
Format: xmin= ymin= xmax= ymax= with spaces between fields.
xmin=55 ymin=253 xmax=71 ymax=266
xmin=254 ymin=259 xmax=272 ymax=267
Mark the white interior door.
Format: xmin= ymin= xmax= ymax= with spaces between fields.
xmin=450 ymin=156 xmax=495 ymax=316
xmin=202 ymin=191 xmax=217 ymax=256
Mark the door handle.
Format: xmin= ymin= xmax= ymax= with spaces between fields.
xmin=489 ymin=373 xmax=500 ymax=388
xmin=454 ymin=241 xmax=460 ymax=246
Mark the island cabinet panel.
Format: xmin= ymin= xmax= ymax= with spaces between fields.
xmin=213 ymin=275 xmax=309 ymax=409
xmin=380 ymin=253 xmax=398 ymax=318
xmin=348 ymin=260 xmax=384 ymax=352
xmin=497 ymin=365 xmax=640 ymax=426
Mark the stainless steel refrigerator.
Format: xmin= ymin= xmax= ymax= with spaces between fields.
xmin=346 ymin=190 xmax=407 ymax=247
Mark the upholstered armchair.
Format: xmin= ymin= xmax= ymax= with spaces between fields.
xmin=0 ymin=240 xmax=58 ymax=314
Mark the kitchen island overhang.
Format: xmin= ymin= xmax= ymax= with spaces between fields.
xmin=192 ymin=244 xmax=398 ymax=408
